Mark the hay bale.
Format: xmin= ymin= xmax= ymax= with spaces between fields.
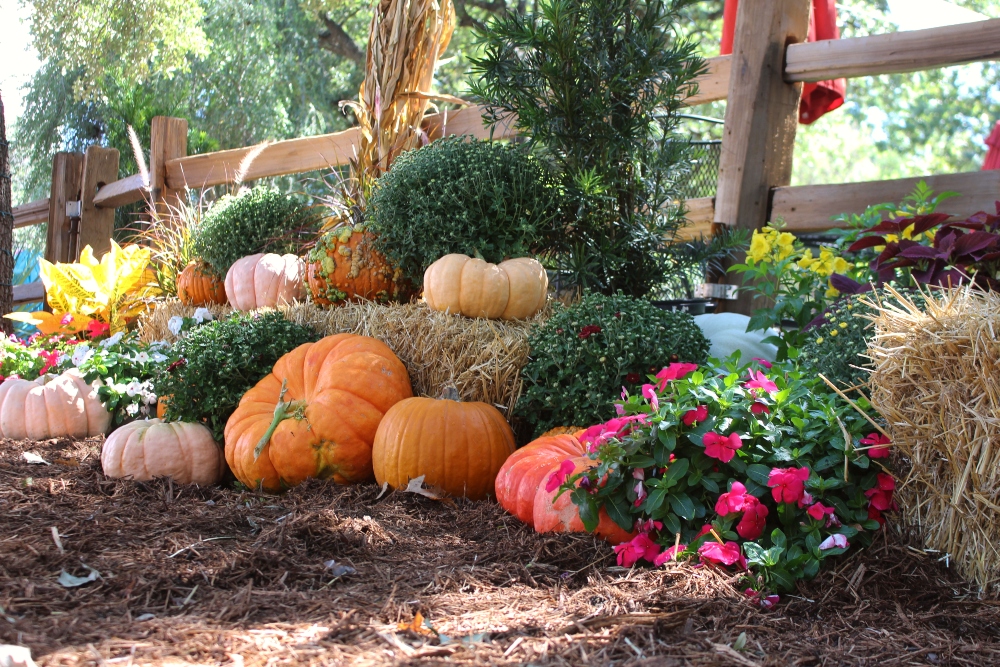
xmin=866 ymin=286 xmax=1000 ymax=592
xmin=137 ymin=299 xmax=540 ymax=419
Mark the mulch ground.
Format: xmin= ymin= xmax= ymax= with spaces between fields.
xmin=2 ymin=437 xmax=999 ymax=666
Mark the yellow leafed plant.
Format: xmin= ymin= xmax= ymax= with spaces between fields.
xmin=6 ymin=241 xmax=160 ymax=334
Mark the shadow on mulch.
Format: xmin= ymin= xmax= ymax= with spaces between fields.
xmin=1 ymin=436 xmax=998 ymax=666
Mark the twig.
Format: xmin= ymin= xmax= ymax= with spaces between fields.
xmin=168 ymin=536 xmax=236 ymax=558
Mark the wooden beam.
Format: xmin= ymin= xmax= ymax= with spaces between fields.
xmin=78 ymin=146 xmax=120 ymax=259
xmin=12 ymin=281 xmax=44 ymax=305
xmin=12 ymin=198 xmax=49 ymax=228
xmin=676 ymin=197 xmax=715 ymax=241
xmin=149 ymin=116 xmax=188 ymax=218
xmin=785 ymin=18 xmax=1000 ymax=82
xmin=773 ymin=170 xmax=1000 ymax=232
xmin=713 ymin=0 xmax=811 ymax=314
xmin=93 ymin=174 xmax=145 ymax=209
xmin=45 ymin=152 xmax=84 ymax=264
xmin=688 ymin=55 xmax=731 ymax=107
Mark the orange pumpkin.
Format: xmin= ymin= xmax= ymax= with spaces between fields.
xmin=306 ymin=224 xmax=408 ymax=306
xmin=540 ymin=426 xmax=585 ymax=438
xmin=372 ymin=388 xmax=515 ymax=500
xmin=224 ymin=334 xmax=412 ymax=491
xmin=156 ymin=395 xmax=169 ymax=419
xmin=177 ymin=260 xmax=226 ymax=306
xmin=532 ymin=456 xmax=635 ymax=544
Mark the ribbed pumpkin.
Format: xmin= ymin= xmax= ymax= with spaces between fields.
xmin=306 ymin=224 xmax=408 ymax=306
xmin=373 ymin=387 xmax=515 ymax=500
xmin=102 ymin=419 xmax=225 ymax=485
xmin=495 ymin=433 xmax=585 ymax=523
xmin=225 ymin=253 xmax=306 ymax=311
xmin=177 ymin=260 xmax=226 ymax=306
xmin=423 ymin=254 xmax=548 ymax=320
xmin=532 ymin=456 xmax=635 ymax=544
xmin=224 ymin=334 xmax=412 ymax=491
xmin=0 ymin=370 xmax=111 ymax=440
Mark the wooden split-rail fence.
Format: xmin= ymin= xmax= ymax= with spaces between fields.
xmin=11 ymin=2 xmax=1000 ymax=313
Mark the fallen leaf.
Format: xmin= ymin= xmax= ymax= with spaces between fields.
xmin=0 ymin=644 xmax=37 ymax=667
xmin=403 ymin=476 xmax=455 ymax=505
xmin=376 ymin=481 xmax=390 ymax=500
xmin=21 ymin=452 xmax=49 ymax=465
xmin=57 ymin=565 xmax=101 ymax=588
xmin=398 ymin=610 xmax=433 ymax=635
xmin=53 ymin=458 xmax=79 ymax=467
xmin=323 ymin=560 xmax=357 ymax=578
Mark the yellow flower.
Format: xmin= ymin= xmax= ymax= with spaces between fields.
xmin=747 ymin=230 xmax=772 ymax=263
xmin=830 ymin=329 xmax=838 ymax=337
xmin=825 ymin=284 xmax=841 ymax=298
xmin=775 ymin=232 xmax=797 ymax=260
xmin=797 ymin=248 xmax=817 ymax=271
xmin=832 ymin=257 xmax=850 ymax=274
xmin=839 ymin=322 xmax=848 ymax=328
xmin=816 ymin=337 xmax=824 ymax=344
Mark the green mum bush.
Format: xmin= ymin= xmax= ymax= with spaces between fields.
xmin=368 ymin=136 xmax=565 ymax=286
xmin=192 ymin=187 xmax=320 ymax=276
xmin=518 ymin=291 xmax=709 ymax=436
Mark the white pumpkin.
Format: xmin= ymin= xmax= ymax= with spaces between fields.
xmin=0 ymin=369 xmax=111 ymax=440
xmin=694 ymin=313 xmax=779 ymax=363
xmin=224 ymin=253 xmax=306 ymax=311
xmin=102 ymin=418 xmax=225 ymax=485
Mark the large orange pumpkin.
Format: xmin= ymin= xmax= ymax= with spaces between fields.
xmin=224 ymin=334 xmax=412 ymax=491
xmin=540 ymin=426 xmax=585 ymax=438
xmin=532 ymin=457 xmax=635 ymax=544
xmin=306 ymin=224 xmax=408 ymax=306
xmin=372 ymin=388 xmax=515 ymax=500
xmin=177 ymin=260 xmax=226 ymax=306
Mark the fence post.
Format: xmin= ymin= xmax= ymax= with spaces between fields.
xmin=78 ymin=146 xmax=120 ymax=259
xmin=45 ymin=152 xmax=85 ymax=264
xmin=711 ymin=0 xmax=811 ymax=315
xmin=149 ymin=116 xmax=188 ymax=221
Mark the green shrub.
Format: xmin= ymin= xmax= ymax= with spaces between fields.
xmin=368 ymin=136 xmax=565 ymax=286
xmin=192 ymin=187 xmax=320 ymax=276
xmin=518 ymin=291 xmax=709 ymax=436
xmin=154 ymin=311 xmax=319 ymax=442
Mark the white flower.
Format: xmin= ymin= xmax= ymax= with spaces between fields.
xmin=125 ymin=403 xmax=139 ymax=416
xmin=144 ymin=392 xmax=158 ymax=405
xmin=100 ymin=331 xmax=125 ymax=348
xmin=57 ymin=352 xmax=70 ymax=366
xmin=133 ymin=351 xmax=150 ymax=364
xmin=150 ymin=340 xmax=170 ymax=349
xmin=111 ymin=382 xmax=127 ymax=394
xmin=125 ymin=381 xmax=143 ymax=397
xmin=167 ymin=316 xmax=185 ymax=336
xmin=151 ymin=352 xmax=168 ymax=363
xmin=72 ymin=345 xmax=94 ymax=367
xmin=818 ymin=533 xmax=849 ymax=550
xmin=193 ymin=308 xmax=213 ymax=324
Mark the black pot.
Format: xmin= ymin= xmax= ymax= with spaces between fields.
xmin=650 ymin=298 xmax=714 ymax=315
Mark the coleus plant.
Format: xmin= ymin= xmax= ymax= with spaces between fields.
xmin=552 ymin=358 xmax=895 ymax=596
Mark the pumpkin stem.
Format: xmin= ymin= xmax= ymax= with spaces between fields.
xmin=253 ymin=379 xmax=308 ymax=460
xmin=439 ymin=385 xmax=461 ymax=401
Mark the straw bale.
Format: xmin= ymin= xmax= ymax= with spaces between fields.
xmin=138 ymin=298 xmax=540 ymax=419
xmin=866 ymin=285 xmax=1000 ymax=592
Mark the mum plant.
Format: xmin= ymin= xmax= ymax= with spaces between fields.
xmin=553 ymin=358 xmax=895 ymax=595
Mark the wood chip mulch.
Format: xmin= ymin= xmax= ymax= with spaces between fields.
xmin=2 ymin=436 xmax=998 ymax=666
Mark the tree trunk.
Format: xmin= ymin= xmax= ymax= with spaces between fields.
xmin=0 ymin=93 xmax=13 ymax=334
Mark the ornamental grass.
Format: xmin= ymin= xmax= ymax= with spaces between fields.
xmin=866 ymin=285 xmax=1000 ymax=593
xmin=138 ymin=299 xmax=539 ymax=420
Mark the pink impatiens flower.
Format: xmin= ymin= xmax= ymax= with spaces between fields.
xmin=806 ymin=502 xmax=836 ymax=523
xmin=715 ymin=481 xmax=752 ymax=516
xmin=579 ymin=415 xmax=649 ymax=451
xmin=745 ymin=370 xmax=778 ymax=394
xmin=698 ymin=541 xmax=746 ymax=569
xmin=641 ymin=384 xmax=659 ymax=411
xmin=703 ymin=432 xmax=743 ymax=463
xmin=767 ymin=467 xmax=810 ymax=504
xmin=86 ymin=319 xmax=110 ymax=339
xmin=865 ymin=473 xmax=897 ymax=511
xmin=545 ymin=459 xmax=576 ymax=493
xmin=818 ymin=533 xmax=849 ymax=550
xmin=860 ymin=433 xmax=892 ymax=459
xmin=750 ymin=401 xmax=770 ymax=415
xmin=614 ymin=533 xmax=662 ymax=567
xmin=36 ymin=349 xmax=59 ymax=374
xmin=751 ymin=357 xmax=773 ymax=369
xmin=682 ymin=405 xmax=708 ymax=426
xmin=736 ymin=499 xmax=769 ymax=541
xmin=655 ymin=363 xmax=698 ymax=391
xmin=653 ymin=543 xmax=688 ymax=565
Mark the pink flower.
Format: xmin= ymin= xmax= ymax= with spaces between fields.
xmin=715 ymin=481 xmax=751 ymax=516
xmin=698 ymin=541 xmax=745 ymax=569
xmin=636 ymin=519 xmax=662 ymax=533
xmin=860 ymin=433 xmax=892 ymax=459
xmin=750 ymin=401 xmax=770 ymax=415
xmin=545 ymin=459 xmax=576 ymax=493
xmin=615 ymin=403 xmax=625 ymax=416
xmin=60 ymin=313 xmax=74 ymax=326
xmin=865 ymin=473 xmax=897 ymax=512
xmin=818 ymin=533 xmax=849 ymax=550
xmin=745 ymin=370 xmax=778 ymax=394
xmin=703 ymin=432 xmax=743 ymax=463
xmin=797 ymin=491 xmax=814 ymax=508
xmin=614 ymin=533 xmax=662 ymax=567
xmin=694 ymin=524 xmax=714 ymax=540
xmin=682 ymin=405 xmax=708 ymax=426
xmin=752 ymin=358 xmax=773 ymax=369
xmin=767 ymin=467 xmax=810 ymax=504
xmin=653 ymin=543 xmax=687 ymax=565
xmin=806 ymin=502 xmax=836 ymax=522
xmin=579 ymin=415 xmax=648 ymax=451
xmin=736 ymin=499 xmax=769 ymax=540
xmin=86 ymin=319 xmax=110 ymax=338
xmin=36 ymin=349 xmax=60 ymax=374
xmin=656 ymin=363 xmax=699 ymax=391
xmin=744 ymin=589 xmax=779 ymax=608
xmin=641 ymin=384 xmax=659 ymax=411
xmin=633 ymin=480 xmax=647 ymax=507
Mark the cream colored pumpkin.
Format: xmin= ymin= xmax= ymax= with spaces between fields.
xmin=0 ymin=369 xmax=111 ymax=440
xmin=102 ymin=418 xmax=225 ymax=485
xmin=225 ymin=253 xmax=306 ymax=311
xmin=423 ymin=254 xmax=548 ymax=320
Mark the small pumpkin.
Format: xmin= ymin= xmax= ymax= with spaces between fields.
xmin=177 ymin=259 xmax=226 ymax=306
xmin=0 ymin=370 xmax=111 ymax=440
xmin=495 ymin=433 xmax=584 ymax=524
xmin=306 ymin=224 xmax=408 ymax=306
xmin=225 ymin=334 xmax=412 ymax=491
xmin=101 ymin=418 xmax=225 ymax=485
xmin=373 ymin=387 xmax=515 ymax=500
xmin=423 ymin=254 xmax=548 ymax=320
xmin=225 ymin=253 xmax=306 ymax=312
xmin=532 ymin=456 xmax=635 ymax=544
xmin=156 ymin=395 xmax=170 ymax=419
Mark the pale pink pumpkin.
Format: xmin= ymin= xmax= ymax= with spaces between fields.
xmin=224 ymin=253 xmax=306 ymax=311
xmin=0 ymin=370 xmax=111 ymax=440
xmin=102 ymin=418 xmax=226 ymax=485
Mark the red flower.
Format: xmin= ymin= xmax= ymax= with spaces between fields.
xmin=653 ymin=543 xmax=687 ymax=565
xmin=698 ymin=541 xmax=746 ymax=569
xmin=36 ymin=349 xmax=60 ymax=375
xmin=767 ymin=467 xmax=810 ymax=504
xmin=715 ymin=481 xmax=751 ymax=516
xmin=703 ymin=432 xmax=742 ymax=463
xmin=86 ymin=320 xmax=110 ymax=339
xmin=868 ymin=506 xmax=884 ymax=525
xmin=745 ymin=370 xmax=778 ymax=394
xmin=860 ymin=433 xmax=892 ymax=459
xmin=613 ymin=533 xmax=661 ymax=567
xmin=683 ymin=405 xmax=708 ymax=426
xmin=736 ymin=500 xmax=769 ymax=541
xmin=60 ymin=313 xmax=74 ymax=326
xmin=578 ymin=324 xmax=602 ymax=340
xmin=865 ymin=473 xmax=897 ymax=512
xmin=579 ymin=414 xmax=648 ymax=451
xmin=806 ymin=502 xmax=836 ymax=522
xmin=695 ymin=524 xmax=714 ymax=540
xmin=625 ymin=372 xmax=641 ymax=384
xmin=545 ymin=459 xmax=576 ymax=493
xmin=167 ymin=358 xmax=187 ymax=372
xmin=655 ymin=363 xmax=698 ymax=391
xmin=750 ymin=401 xmax=770 ymax=415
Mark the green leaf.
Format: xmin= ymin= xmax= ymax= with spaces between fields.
xmin=767 ymin=567 xmax=797 ymax=592
xmin=771 ymin=528 xmax=787 ymax=550
xmin=662 ymin=458 xmax=689 ymax=485
xmin=743 ymin=541 xmax=767 ymax=564
xmin=668 ymin=493 xmax=695 ymax=520
xmin=746 ymin=464 xmax=771 ymax=486
xmin=604 ymin=493 xmax=634 ymax=532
